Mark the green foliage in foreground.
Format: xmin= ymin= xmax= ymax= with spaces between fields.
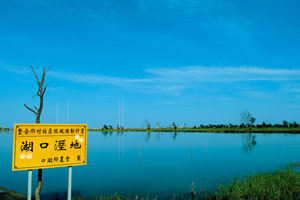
xmin=73 ymin=193 xmax=158 ymax=200
xmin=207 ymin=169 xmax=300 ymax=200
xmin=73 ymin=167 xmax=300 ymax=200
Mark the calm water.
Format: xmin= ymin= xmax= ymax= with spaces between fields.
xmin=0 ymin=131 xmax=300 ymax=199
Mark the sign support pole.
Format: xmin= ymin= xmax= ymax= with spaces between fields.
xmin=27 ymin=170 xmax=32 ymax=200
xmin=67 ymin=166 xmax=72 ymax=200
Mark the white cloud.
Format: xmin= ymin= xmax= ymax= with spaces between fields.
xmin=0 ymin=64 xmax=31 ymax=76
xmin=47 ymin=87 xmax=67 ymax=92
xmin=48 ymin=71 xmax=154 ymax=86
xmin=163 ymin=101 xmax=174 ymax=104
xmin=3 ymin=63 xmax=300 ymax=96
xmin=45 ymin=66 xmax=300 ymax=96
xmin=145 ymin=66 xmax=300 ymax=82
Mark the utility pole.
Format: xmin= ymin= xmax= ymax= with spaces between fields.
xmin=67 ymin=99 xmax=69 ymax=124
xmin=122 ymin=99 xmax=124 ymax=128
xmin=56 ymin=101 xmax=58 ymax=124
xmin=118 ymin=100 xmax=121 ymax=129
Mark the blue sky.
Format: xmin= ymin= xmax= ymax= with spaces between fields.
xmin=1 ymin=0 xmax=300 ymax=128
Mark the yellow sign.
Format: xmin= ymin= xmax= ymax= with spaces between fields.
xmin=12 ymin=124 xmax=87 ymax=171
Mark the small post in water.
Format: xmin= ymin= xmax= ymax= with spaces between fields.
xmin=27 ymin=170 xmax=32 ymax=200
xmin=67 ymin=166 xmax=72 ymax=200
xmin=191 ymin=140 xmax=193 ymax=161
xmin=139 ymin=144 xmax=141 ymax=167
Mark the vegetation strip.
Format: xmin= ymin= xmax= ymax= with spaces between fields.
xmin=73 ymin=165 xmax=300 ymax=200
xmin=89 ymin=127 xmax=300 ymax=134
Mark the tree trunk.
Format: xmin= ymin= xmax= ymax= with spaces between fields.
xmin=34 ymin=169 xmax=42 ymax=200
xmin=24 ymin=66 xmax=50 ymax=200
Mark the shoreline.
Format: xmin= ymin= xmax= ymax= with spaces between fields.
xmin=88 ymin=127 xmax=300 ymax=134
xmin=0 ymin=186 xmax=26 ymax=200
xmin=2 ymin=127 xmax=300 ymax=134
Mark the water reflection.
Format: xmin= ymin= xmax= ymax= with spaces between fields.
xmin=155 ymin=132 xmax=160 ymax=140
xmin=242 ymin=133 xmax=257 ymax=152
xmin=145 ymin=132 xmax=151 ymax=143
xmin=117 ymin=132 xmax=124 ymax=159
xmin=102 ymin=131 xmax=109 ymax=137
xmin=139 ymin=144 xmax=141 ymax=168
xmin=100 ymin=131 xmax=257 ymax=154
xmin=122 ymin=133 xmax=124 ymax=159
xmin=205 ymin=142 xmax=208 ymax=160
xmin=173 ymin=132 xmax=177 ymax=140
xmin=191 ymin=140 xmax=193 ymax=161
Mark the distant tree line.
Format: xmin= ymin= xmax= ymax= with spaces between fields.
xmin=0 ymin=126 xmax=10 ymax=131
xmin=99 ymin=120 xmax=299 ymax=130
xmin=102 ymin=124 xmax=114 ymax=130
xmin=194 ymin=120 xmax=299 ymax=129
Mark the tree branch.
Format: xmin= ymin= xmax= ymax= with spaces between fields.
xmin=42 ymin=83 xmax=51 ymax=95
xmin=36 ymin=89 xmax=41 ymax=97
xmin=24 ymin=104 xmax=38 ymax=115
xmin=45 ymin=66 xmax=51 ymax=75
xmin=42 ymin=87 xmax=47 ymax=95
xmin=31 ymin=66 xmax=41 ymax=85
xmin=40 ymin=67 xmax=45 ymax=86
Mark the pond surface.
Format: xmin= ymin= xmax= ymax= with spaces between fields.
xmin=0 ymin=131 xmax=300 ymax=199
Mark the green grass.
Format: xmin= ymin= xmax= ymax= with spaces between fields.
xmin=205 ymin=169 xmax=300 ymax=200
xmin=73 ymin=193 xmax=158 ymax=200
xmin=72 ymin=165 xmax=300 ymax=200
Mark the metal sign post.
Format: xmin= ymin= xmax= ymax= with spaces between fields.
xmin=27 ymin=170 xmax=32 ymax=200
xmin=67 ymin=166 xmax=72 ymax=200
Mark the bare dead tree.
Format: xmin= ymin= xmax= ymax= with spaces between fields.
xmin=240 ymin=110 xmax=257 ymax=152
xmin=24 ymin=66 xmax=50 ymax=200
xmin=240 ymin=110 xmax=256 ymax=133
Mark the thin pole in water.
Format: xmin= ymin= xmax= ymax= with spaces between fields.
xmin=27 ymin=170 xmax=32 ymax=200
xmin=118 ymin=100 xmax=121 ymax=128
xmin=67 ymin=166 xmax=72 ymax=200
xmin=122 ymin=99 xmax=124 ymax=128
xmin=191 ymin=140 xmax=193 ymax=161
xmin=139 ymin=144 xmax=141 ymax=159
xmin=139 ymin=144 xmax=141 ymax=167
xmin=205 ymin=142 xmax=208 ymax=160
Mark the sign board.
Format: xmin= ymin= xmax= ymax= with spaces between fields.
xmin=12 ymin=124 xmax=87 ymax=171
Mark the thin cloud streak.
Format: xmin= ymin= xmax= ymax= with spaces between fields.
xmin=50 ymin=66 xmax=300 ymax=87
xmin=3 ymin=64 xmax=300 ymax=94
xmin=47 ymin=66 xmax=300 ymax=95
xmin=48 ymin=71 xmax=154 ymax=86
xmin=0 ymin=64 xmax=31 ymax=76
xmin=145 ymin=66 xmax=300 ymax=82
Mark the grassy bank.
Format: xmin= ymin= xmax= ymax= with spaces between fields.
xmin=89 ymin=127 xmax=300 ymax=134
xmin=73 ymin=165 xmax=300 ymax=200
xmin=204 ymin=169 xmax=300 ymax=199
